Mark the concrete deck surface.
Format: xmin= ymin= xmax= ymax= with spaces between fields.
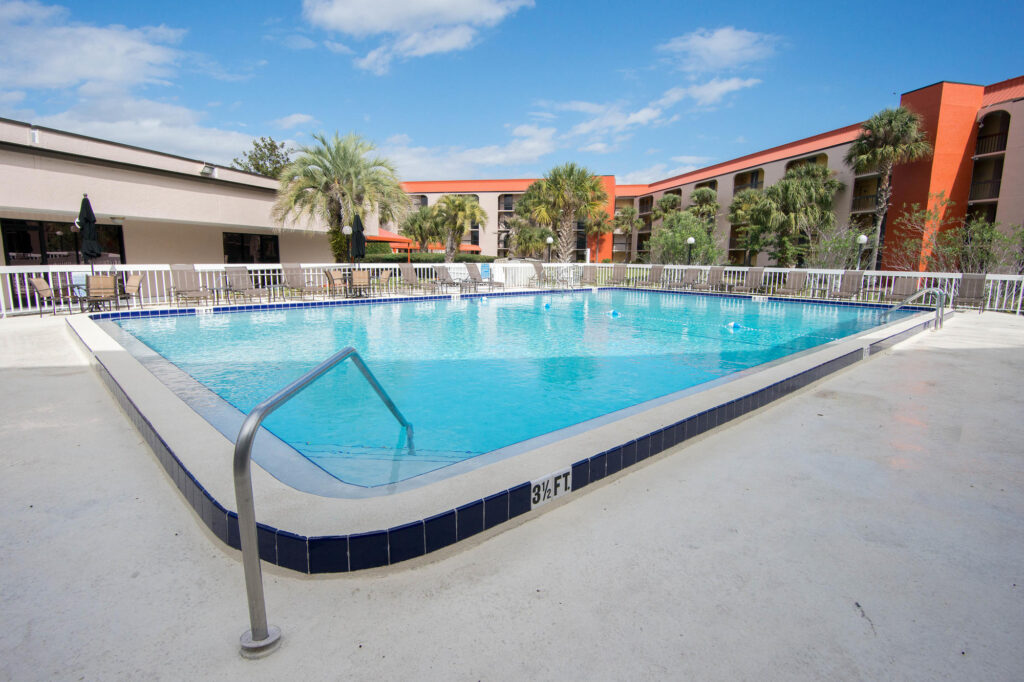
xmin=0 ymin=312 xmax=1021 ymax=680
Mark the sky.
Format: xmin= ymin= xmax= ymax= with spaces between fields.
xmin=1 ymin=0 xmax=1021 ymax=184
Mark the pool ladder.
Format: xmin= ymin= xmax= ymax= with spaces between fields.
xmin=232 ymin=346 xmax=413 ymax=657
xmin=880 ymin=287 xmax=947 ymax=330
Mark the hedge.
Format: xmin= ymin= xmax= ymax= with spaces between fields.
xmin=347 ymin=252 xmax=496 ymax=263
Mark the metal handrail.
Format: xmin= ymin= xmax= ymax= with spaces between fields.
xmin=881 ymin=287 xmax=947 ymax=330
xmin=232 ymin=346 xmax=413 ymax=656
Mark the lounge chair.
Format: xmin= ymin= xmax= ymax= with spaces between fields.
xmin=883 ymin=276 xmax=919 ymax=303
xmin=608 ymin=263 xmax=627 ymax=286
xmin=465 ymin=263 xmax=502 ymax=291
xmin=633 ymin=264 xmax=664 ymax=288
xmin=29 ymin=277 xmax=80 ymax=315
xmin=170 ymin=264 xmax=210 ymax=305
xmin=529 ymin=261 xmax=558 ymax=288
xmin=829 ymin=270 xmax=864 ymax=300
xmin=954 ymin=273 xmax=987 ymax=312
xmin=224 ymin=266 xmax=261 ymax=303
xmin=692 ymin=266 xmax=725 ymax=292
xmin=732 ymin=267 xmax=765 ymax=294
xmin=579 ymin=265 xmax=598 ymax=287
xmin=775 ymin=270 xmax=808 ymax=297
xmin=667 ymin=268 xmax=700 ymax=290
xmin=280 ymin=263 xmax=320 ymax=300
xmin=398 ymin=263 xmax=434 ymax=293
xmin=434 ymin=265 xmax=472 ymax=293
xmin=85 ymin=274 xmax=118 ymax=310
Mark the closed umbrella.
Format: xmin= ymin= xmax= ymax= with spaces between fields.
xmin=76 ymin=194 xmax=102 ymax=265
xmin=351 ymin=214 xmax=366 ymax=260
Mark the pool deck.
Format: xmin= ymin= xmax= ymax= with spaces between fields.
xmin=1 ymin=311 xmax=1022 ymax=679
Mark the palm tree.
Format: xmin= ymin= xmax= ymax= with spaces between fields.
xmin=520 ymin=163 xmax=609 ymax=262
xmin=273 ymin=132 xmax=409 ymax=262
xmin=653 ymin=193 xmax=681 ymax=221
xmin=759 ymin=164 xmax=844 ymax=267
xmin=687 ymin=187 xmax=719 ymax=234
xmin=400 ymin=205 xmax=442 ymax=253
xmin=845 ymin=107 xmax=933 ymax=267
xmin=434 ymin=195 xmax=488 ymax=263
xmin=614 ymin=206 xmax=643 ymax=263
xmin=505 ymin=216 xmax=553 ymax=258
xmin=728 ymin=189 xmax=770 ymax=266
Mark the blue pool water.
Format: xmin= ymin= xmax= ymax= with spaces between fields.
xmin=115 ymin=291 xmax=911 ymax=487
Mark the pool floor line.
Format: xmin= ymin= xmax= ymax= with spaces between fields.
xmin=67 ymin=307 xmax=940 ymax=574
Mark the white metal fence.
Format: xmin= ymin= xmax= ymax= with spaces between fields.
xmin=2 ymin=262 xmax=1021 ymax=317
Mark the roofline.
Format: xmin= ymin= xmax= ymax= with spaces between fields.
xmin=0 ymin=115 xmax=269 ymax=180
xmin=900 ymin=80 xmax=984 ymax=97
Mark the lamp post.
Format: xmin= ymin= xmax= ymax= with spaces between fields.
xmin=856 ymin=233 xmax=868 ymax=270
xmin=686 ymin=236 xmax=695 ymax=265
xmin=342 ymin=225 xmax=353 ymax=265
xmin=546 ymin=236 xmax=553 ymax=263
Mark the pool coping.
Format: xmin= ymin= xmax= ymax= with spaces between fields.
xmin=67 ymin=288 xmax=943 ymax=574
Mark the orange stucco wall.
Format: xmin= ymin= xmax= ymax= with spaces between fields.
xmin=591 ymin=175 xmax=617 ymax=262
xmin=886 ymin=82 xmax=984 ymax=269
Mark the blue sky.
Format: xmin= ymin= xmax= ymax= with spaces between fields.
xmin=1 ymin=0 xmax=1021 ymax=183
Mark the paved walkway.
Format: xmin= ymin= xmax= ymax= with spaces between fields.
xmin=0 ymin=312 xmax=1022 ymax=680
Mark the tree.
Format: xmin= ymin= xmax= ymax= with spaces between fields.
xmin=519 ymin=163 xmax=609 ymax=262
xmin=504 ymin=216 xmax=554 ymax=258
xmin=649 ymin=210 xmax=723 ymax=265
xmin=400 ymin=205 xmax=442 ymax=253
xmin=727 ymin=189 xmax=771 ymax=266
xmin=273 ymin=132 xmax=409 ymax=263
xmin=434 ymin=195 xmax=488 ymax=263
xmin=844 ymin=106 xmax=933 ymax=267
xmin=759 ymin=164 xmax=844 ymax=267
xmin=653 ymin=193 xmax=681 ymax=221
xmin=613 ymin=206 xmax=643 ymax=263
xmin=232 ymin=136 xmax=291 ymax=178
xmin=687 ymin=187 xmax=719 ymax=234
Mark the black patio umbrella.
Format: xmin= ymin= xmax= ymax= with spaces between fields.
xmin=76 ymin=194 xmax=102 ymax=265
xmin=351 ymin=213 xmax=366 ymax=260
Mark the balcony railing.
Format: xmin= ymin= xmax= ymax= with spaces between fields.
xmin=975 ymin=133 xmax=1008 ymax=156
xmin=969 ymin=179 xmax=1001 ymax=201
xmin=733 ymin=181 xmax=763 ymax=193
xmin=851 ymin=194 xmax=878 ymax=212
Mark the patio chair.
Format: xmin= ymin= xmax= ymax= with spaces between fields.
xmin=608 ymin=263 xmax=628 ymax=286
xmin=169 ymin=264 xmax=210 ymax=306
xmin=667 ymin=268 xmax=701 ymax=290
xmin=732 ymin=267 xmax=765 ymax=294
xmin=224 ymin=266 xmax=261 ymax=303
xmin=85 ymin=274 xmax=118 ymax=310
xmin=376 ymin=269 xmax=392 ymax=295
xmin=29 ymin=277 xmax=79 ymax=316
xmin=632 ymin=265 xmax=664 ymax=288
xmin=829 ymin=270 xmax=864 ymax=300
xmin=883 ymin=276 xmax=920 ymax=303
xmin=529 ymin=261 xmax=557 ymax=288
xmin=954 ymin=273 xmax=987 ymax=312
xmin=465 ymin=262 xmax=503 ymax=290
xmin=119 ymin=273 xmax=145 ymax=309
xmin=350 ymin=269 xmax=371 ymax=297
xmin=324 ymin=268 xmax=347 ymax=298
xmin=280 ymin=263 xmax=320 ymax=300
xmin=692 ymin=266 xmax=725 ymax=292
xmin=434 ymin=265 xmax=472 ymax=293
xmin=775 ymin=270 xmax=808 ymax=297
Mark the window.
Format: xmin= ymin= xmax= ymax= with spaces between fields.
xmin=1 ymin=218 xmax=125 ymax=265
xmin=695 ymin=180 xmax=717 ymax=191
xmin=223 ymin=232 xmax=280 ymax=264
xmin=638 ymin=196 xmax=654 ymax=214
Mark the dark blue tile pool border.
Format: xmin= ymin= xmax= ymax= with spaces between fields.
xmin=75 ymin=302 xmax=935 ymax=574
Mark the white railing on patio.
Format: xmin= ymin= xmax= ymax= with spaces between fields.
xmin=1 ymin=262 xmax=1021 ymax=317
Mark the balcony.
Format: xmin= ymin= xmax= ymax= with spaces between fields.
xmin=974 ymin=133 xmax=1008 ymax=156
xmin=734 ymin=181 xmax=763 ymax=193
xmin=851 ymin=194 xmax=877 ymax=212
xmin=969 ymin=179 xmax=1001 ymax=202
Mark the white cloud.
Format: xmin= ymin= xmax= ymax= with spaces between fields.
xmin=282 ymin=34 xmax=317 ymax=50
xmin=657 ymin=26 xmax=778 ymax=73
xmin=381 ymin=124 xmax=556 ymax=179
xmin=302 ymin=0 xmax=533 ymax=74
xmin=273 ymin=113 xmax=315 ymax=129
xmin=323 ymin=39 xmax=353 ymax=54
xmin=685 ymin=77 xmax=760 ymax=106
xmin=618 ymin=160 xmax=707 ymax=185
xmin=0 ymin=5 xmax=183 ymax=90
xmin=580 ymin=141 xmax=611 ymax=154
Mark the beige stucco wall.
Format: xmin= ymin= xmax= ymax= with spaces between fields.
xmin=418 ymin=191 xmax=504 ymax=255
xmin=985 ymin=100 xmax=1024 ymax=230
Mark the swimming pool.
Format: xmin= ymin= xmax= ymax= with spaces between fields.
xmin=111 ymin=290 xmax=914 ymax=489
